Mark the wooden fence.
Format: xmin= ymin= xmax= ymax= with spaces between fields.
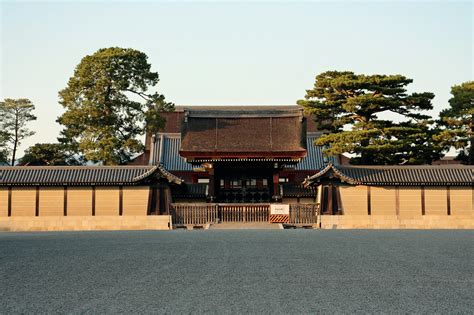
xmin=170 ymin=203 xmax=319 ymax=226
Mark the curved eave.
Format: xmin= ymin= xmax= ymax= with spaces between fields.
xmin=304 ymin=163 xmax=359 ymax=187
xmin=132 ymin=164 xmax=183 ymax=185
xmin=304 ymin=163 xmax=474 ymax=187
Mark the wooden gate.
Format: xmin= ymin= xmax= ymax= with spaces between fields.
xmin=289 ymin=204 xmax=319 ymax=224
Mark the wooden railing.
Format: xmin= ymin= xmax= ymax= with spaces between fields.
xmin=170 ymin=203 xmax=319 ymax=226
xmin=170 ymin=204 xmax=218 ymax=225
xmin=219 ymin=204 xmax=269 ymax=223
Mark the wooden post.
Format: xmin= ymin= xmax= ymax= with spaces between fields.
xmin=119 ymin=186 xmax=123 ymax=216
xmin=92 ymin=186 xmax=96 ymax=216
xmin=63 ymin=186 xmax=68 ymax=216
xmin=272 ymin=168 xmax=280 ymax=202
xmin=7 ymin=187 xmax=12 ymax=217
xmin=208 ymin=166 xmax=215 ymax=202
xmin=395 ymin=186 xmax=400 ymax=216
xmin=367 ymin=186 xmax=371 ymax=215
xmin=156 ymin=187 xmax=161 ymax=214
xmin=421 ymin=186 xmax=425 ymax=216
xmin=447 ymin=186 xmax=451 ymax=216
xmin=147 ymin=186 xmax=153 ymax=215
xmin=35 ymin=186 xmax=40 ymax=217
xmin=327 ymin=184 xmax=333 ymax=215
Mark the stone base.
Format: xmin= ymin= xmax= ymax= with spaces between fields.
xmin=0 ymin=215 xmax=172 ymax=232
xmin=320 ymin=215 xmax=474 ymax=229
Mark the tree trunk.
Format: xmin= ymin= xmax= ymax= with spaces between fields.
xmin=11 ymin=111 xmax=19 ymax=166
xmin=469 ymin=136 xmax=474 ymax=165
xmin=11 ymin=142 xmax=16 ymax=166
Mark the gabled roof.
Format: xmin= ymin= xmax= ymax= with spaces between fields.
xmin=304 ymin=163 xmax=474 ymax=186
xmin=179 ymin=106 xmax=307 ymax=161
xmin=0 ymin=164 xmax=183 ymax=186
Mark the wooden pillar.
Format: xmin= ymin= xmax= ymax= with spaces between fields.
xmin=327 ymin=184 xmax=333 ymax=215
xmin=421 ymin=186 xmax=425 ymax=216
xmin=147 ymin=186 xmax=153 ymax=215
xmin=208 ymin=166 xmax=216 ymax=202
xmin=335 ymin=185 xmax=343 ymax=214
xmin=367 ymin=186 xmax=371 ymax=215
xmin=35 ymin=186 xmax=40 ymax=217
xmin=164 ymin=186 xmax=171 ymax=215
xmin=156 ymin=187 xmax=161 ymax=214
xmin=63 ymin=186 xmax=68 ymax=216
xmin=272 ymin=168 xmax=281 ymax=202
xmin=447 ymin=186 xmax=451 ymax=216
xmin=119 ymin=186 xmax=123 ymax=216
xmin=395 ymin=186 xmax=400 ymax=216
xmin=7 ymin=187 xmax=12 ymax=217
xmin=92 ymin=186 xmax=96 ymax=216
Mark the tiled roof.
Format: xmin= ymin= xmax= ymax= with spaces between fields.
xmin=295 ymin=133 xmax=338 ymax=170
xmin=171 ymin=183 xmax=208 ymax=198
xmin=180 ymin=107 xmax=306 ymax=159
xmin=0 ymin=165 xmax=183 ymax=186
xmin=304 ymin=163 xmax=474 ymax=186
xmin=151 ymin=134 xmax=193 ymax=170
xmin=151 ymin=132 xmax=334 ymax=171
xmin=281 ymin=183 xmax=316 ymax=197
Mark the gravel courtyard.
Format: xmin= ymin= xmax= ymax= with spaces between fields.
xmin=0 ymin=230 xmax=473 ymax=314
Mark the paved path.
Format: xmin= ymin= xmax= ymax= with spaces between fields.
xmin=0 ymin=230 xmax=473 ymax=314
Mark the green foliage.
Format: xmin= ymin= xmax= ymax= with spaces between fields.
xmin=436 ymin=81 xmax=474 ymax=164
xmin=298 ymin=71 xmax=441 ymax=165
xmin=57 ymin=47 xmax=174 ymax=165
xmin=19 ymin=143 xmax=81 ymax=166
xmin=0 ymin=98 xmax=37 ymax=166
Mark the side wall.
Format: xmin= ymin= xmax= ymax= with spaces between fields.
xmin=328 ymin=185 xmax=473 ymax=229
xmin=0 ymin=185 xmax=170 ymax=231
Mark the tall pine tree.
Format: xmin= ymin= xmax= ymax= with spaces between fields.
xmin=437 ymin=81 xmax=474 ymax=164
xmin=298 ymin=71 xmax=442 ymax=165
xmin=57 ymin=47 xmax=173 ymax=165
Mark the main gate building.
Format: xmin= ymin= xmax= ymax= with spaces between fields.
xmin=134 ymin=105 xmax=337 ymax=204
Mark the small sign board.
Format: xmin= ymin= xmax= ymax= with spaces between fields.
xmin=270 ymin=204 xmax=289 ymax=215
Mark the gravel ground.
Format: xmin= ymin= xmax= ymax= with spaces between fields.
xmin=0 ymin=230 xmax=473 ymax=314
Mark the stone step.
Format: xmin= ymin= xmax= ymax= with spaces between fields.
xmin=209 ymin=222 xmax=283 ymax=230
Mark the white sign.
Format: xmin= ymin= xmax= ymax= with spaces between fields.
xmin=270 ymin=204 xmax=289 ymax=215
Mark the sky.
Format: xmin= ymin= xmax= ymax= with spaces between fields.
xmin=1 ymin=0 xmax=473 ymax=157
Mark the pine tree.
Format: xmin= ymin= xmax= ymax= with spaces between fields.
xmin=57 ymin=47 xmax=173 ymax=165
xmin=437 ymin=81 xmax=474 ymax=164
xmin=298 ymin=71 xmax=441 ymax=164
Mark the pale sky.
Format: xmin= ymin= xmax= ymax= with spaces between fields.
xmin=1 ymin=0 xmax=473 ymax=156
